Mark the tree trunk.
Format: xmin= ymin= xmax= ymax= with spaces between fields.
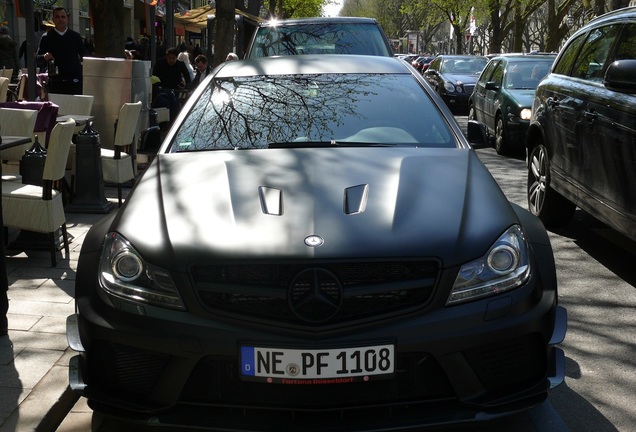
xmin=92 ymin=0 xmax=126 ymax=57
xmin=214 ymin=0 xmax=236 ymax=67
xmin=488 ymin=1 xmax=502 ymax=54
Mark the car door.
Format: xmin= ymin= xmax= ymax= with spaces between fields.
xmin=543 ymin=25 xmax=621 ymax=192
xmin=482 ymin=60 xmax=505 ymax=133
xmin=472 ymin=59 xmax=499 ymax=123
xmin=582 ymin=23 xmax=636 ymax=230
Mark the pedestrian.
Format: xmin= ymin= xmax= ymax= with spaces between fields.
xmin=0 ymin=26 xmax=20 ymax=78
xmin=152 ymin=47 xmax=192 ymax=122
xmin=37 ymin=7 xmax=88 ymax=95
xmin=190 ymin=54 xmax=211 ymax=89
xmin=225 ymin=52 xmax=239 ymax=61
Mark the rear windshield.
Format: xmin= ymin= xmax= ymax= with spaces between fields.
xmin=169 ymin=74 xmax=454 ymax=152
xmin=247 ymin=23 xmax=392 ymax=57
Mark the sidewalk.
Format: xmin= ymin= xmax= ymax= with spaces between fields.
xmin=0 ymin=186 xmax=123 ymax=432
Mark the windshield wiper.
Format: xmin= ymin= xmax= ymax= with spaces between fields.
xmin=267 ymin=141 xmax=397 ymax=149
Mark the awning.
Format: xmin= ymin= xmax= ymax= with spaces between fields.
xmin=173 ymin=5 xmax=263 ymax=29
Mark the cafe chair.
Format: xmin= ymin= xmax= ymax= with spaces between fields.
xmin=0 ymin=107 xmax=37 ymax=176
xmin=1 ymin=118 xmax=75 ymax=267
xmin=0 ymin=69 xmax=12 ymax=79
xmin=0 ymin=77 xmax=9 ymax=103
xmin=101 ymin=101 xmax=142 ymax=207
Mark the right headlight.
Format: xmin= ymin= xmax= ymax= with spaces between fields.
xmin=99 ymin=232 xmax=185 ymax=310
xmin=447 ymin=225 xmax=531 ymax=305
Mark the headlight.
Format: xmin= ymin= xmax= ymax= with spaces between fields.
xmin=99 ymin=232 xmax=185 ymax=310
xmin=447 ymin=225 xmax=531 ymax=305
xmin=520 ymin=108 xmax=532 ymax=120
xmin=444 ymin=82 xmax=456 ymax=93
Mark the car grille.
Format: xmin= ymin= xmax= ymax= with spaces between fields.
xmin=191 ymin=260 xmax=439 ymax=328
xmin=463 ymin=84 xmax=475 ymax=94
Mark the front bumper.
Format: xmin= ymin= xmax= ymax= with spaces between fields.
xmin=67 ymin=273 xmax=566 ymax=430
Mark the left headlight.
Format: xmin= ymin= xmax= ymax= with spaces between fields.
xmin=99 ymin=232 xmax=185 ymax=310
xmin=447 ymin=225 xmax=531 ymax=305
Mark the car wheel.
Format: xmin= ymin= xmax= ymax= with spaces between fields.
xmin=494 ymin=115 xmax=509 ymax=155
xmin=527 ymin=143 xmax=576 ymax=227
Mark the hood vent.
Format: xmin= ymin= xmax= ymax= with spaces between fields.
xmin=344 ymin=184 xmax=369 ymax=215
xmin=258 ymin=186 xmax=283 ymax=216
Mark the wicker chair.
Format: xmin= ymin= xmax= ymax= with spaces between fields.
xmin=101 ymin=101 xmax=142 ymax=207
xmin=1 ymin=118 xmax=75 ymax=267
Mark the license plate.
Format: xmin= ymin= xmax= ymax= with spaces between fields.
xmin=240 ymin=344 xmax=394 ymax=384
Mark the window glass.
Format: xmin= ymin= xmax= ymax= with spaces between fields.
xmin=571 ymin=25 xmax=621 ymax=81
xmin=250 ymin=23 xmax=391 ymax=57
xmin=169 ymin=74 xmax=455 ymax=152
xmin=479 ymin=60 xmax=498 ymax=83
xmin=490 ymin=62 xmax=504 ymax=86
xmin=553 ymin=34 xmax=586 ymax=76
xmin=614 ymin=23 xmax=636 ymax=60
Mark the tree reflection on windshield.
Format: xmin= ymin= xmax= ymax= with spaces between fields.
xmin=170 ymin=73 xmax=454 ymax=152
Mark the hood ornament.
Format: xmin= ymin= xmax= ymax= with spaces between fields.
xmin=304 ymin=235 xmax=324 ymax=247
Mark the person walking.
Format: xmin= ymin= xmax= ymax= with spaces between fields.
xmin=37 ymin=7 xmax=88 ymax=94
xmin=0 ymin=26 xmax=20 ymax=78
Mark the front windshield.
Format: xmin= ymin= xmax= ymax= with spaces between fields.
xmin=169 ymin=73 xmax=455 ymax=152
xmin=443 ymin=58 xmax=487 ymax=74
xmin=505 ymin=59 xmax=554 ymax=89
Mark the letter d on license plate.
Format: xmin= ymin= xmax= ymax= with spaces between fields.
xmin=240 ymin=344 xmax=394 ymax=383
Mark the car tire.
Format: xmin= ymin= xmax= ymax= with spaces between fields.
xmin=494 ymin=114 xmax=509 ymax=155
xmin=527 ymin=143 xmax=576 ymax=227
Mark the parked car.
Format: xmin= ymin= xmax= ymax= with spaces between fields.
xmin=424 ymin=54 xmax=488 ymax=113
xmin=68 ymin=54 xmax=566 ymax=431
xmin=412 ymin=55 xmax=434 ymax=74
xmin=245 ymin=17 xmax=393 ymax=58
xmin=526 ymin=6 xmax=636 ymax=241
xmin=469 ymin=55 xmax=555 ymax=155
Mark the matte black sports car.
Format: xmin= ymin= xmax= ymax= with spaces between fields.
xmin=67 ymin=55 xmax=566 ymax=431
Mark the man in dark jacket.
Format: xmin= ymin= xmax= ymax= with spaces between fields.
xmin=37 ymin=7 xmax=87 ymax=94
xmin=190 ymin=54 xmax=211 ymax=89
xmin=152 ymin=47 xmax=191 ymax=122
xmin=0 ymin=26 xmax=20 ymax=78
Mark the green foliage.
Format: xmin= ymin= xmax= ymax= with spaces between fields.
xmin=264 ymin=0 xmax=329 ymax=18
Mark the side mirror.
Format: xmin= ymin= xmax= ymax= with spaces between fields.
xmin=604 ymin=59 xmax=636 ymax=94
xmin=467 ymin=120 xmax=489 ymax=149
xmin=485 ymin=81 xmax=499 ymax=91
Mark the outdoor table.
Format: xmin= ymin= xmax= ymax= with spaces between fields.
xmin=56 ymin=114 xmax=95 ymax=126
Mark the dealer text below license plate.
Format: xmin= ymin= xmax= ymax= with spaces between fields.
xmin=240 ymin=344 xmax=394 ymax=384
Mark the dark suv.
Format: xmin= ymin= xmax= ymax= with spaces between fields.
xmin=526 ymin=7 xmax=636 ymax=240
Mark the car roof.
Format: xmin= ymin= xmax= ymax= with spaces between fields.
xmin=490 ymin=55 xmax=556 ymax=62
xmin=215 ymin=54 xmax=410 ymax=78
xmin=587 ymin=5 xmax=636 ymax=26
xmin=437 ymin=54 xmax=487 ymax=59
xmin=257 ymin=16 xmax=380 ymax=27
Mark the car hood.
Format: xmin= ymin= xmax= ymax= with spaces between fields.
xmin=442 ymin=73 xmax=480 ymax=84
xmin=115 ymin=147 xmax=518 ymax=270
xmin=505 ymin=89 xmax=535 ymax=107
